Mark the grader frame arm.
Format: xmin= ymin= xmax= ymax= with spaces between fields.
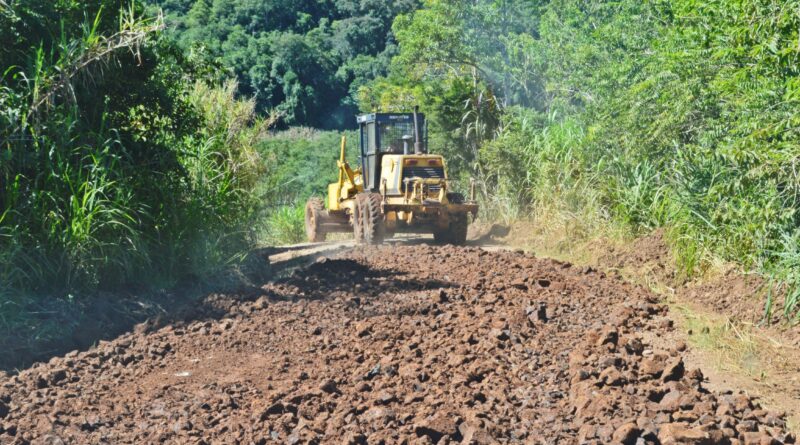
xmin=337 ymin=136 xmax=359 ymax=193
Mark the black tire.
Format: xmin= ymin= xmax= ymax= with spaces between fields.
xmin=434 ymin=212 xmax=468 ymax=245
xmin=305 ymin=197 xmax=327 ymax=243
xmin=447 ymin=192 xmax=466 ymax=204
xmin=362 ymin=193 xmax=385 ymax=245
xmin=353 ymin=194 xmax=366 ymax=243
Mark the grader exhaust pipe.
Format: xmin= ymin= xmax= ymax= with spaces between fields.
xmin=413 ymin=106 xmax=423 ymax=155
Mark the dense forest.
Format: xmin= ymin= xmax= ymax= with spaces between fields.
xmin=2 ymin=0 xmax=800 ymax=354
xmin=145 ymin=0 xmax=418 ymax=128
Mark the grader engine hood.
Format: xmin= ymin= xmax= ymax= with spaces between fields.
xmin=381 ymin=155 xmax=446 ymax=199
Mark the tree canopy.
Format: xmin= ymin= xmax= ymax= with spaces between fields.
xmin=146 ymin=0 xmax=419 ymax=128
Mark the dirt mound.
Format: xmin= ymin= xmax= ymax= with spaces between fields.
xmin=600 ymin=230 xmax=798 ymax=330
xmin=0 ymin=246 xmax=795 ymax=444
xmin=682 ymin=272 xmax=768 ymax=322
xmin=682 ymin=273 xmax=800 ymax=350
xmin=599 ymin=229 xmax=679 ymax=286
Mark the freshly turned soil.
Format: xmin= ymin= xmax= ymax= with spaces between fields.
xmin=599 ymin=229 xmax=799 ymax=345
xmin=0 ymin=245 xmax=795 ymax=444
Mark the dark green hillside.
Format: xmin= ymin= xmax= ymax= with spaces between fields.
xmin=146 ymin=0 xmax=419 ymax=128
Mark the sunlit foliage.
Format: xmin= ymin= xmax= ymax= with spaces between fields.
xmin=370 ymin=0 xmax=800 ymax=319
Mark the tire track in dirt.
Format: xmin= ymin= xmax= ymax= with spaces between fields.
xmin=0 ymin=245 xmax=795 ymax=444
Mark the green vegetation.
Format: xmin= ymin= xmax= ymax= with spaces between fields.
xmin=145 ymin=0 xmax=418 ymax=128
xmin=0 ymin=1 xmax=272 ymax=294
xmin=0 ymin=0 xmax=280 ymax=361
xmin=256 ymin=128 xmax=358 ymax=245
xmin=365 ymin=0 xmax=800 ymax=321
xmin=259 ymin=128 xmax=359 ymax=206
xmin=0 ymin=0 xmax=399 ymax=360
xmin=262 ymin=203 xmax=306 ymax=246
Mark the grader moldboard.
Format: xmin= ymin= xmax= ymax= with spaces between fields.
xmin=305 ymin=109 xmax=479 ymax=245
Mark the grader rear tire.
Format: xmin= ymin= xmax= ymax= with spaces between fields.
xmin=353 ymin=194 xmax=366 ymax=243
xmin=434 ymin=213 xmax=468 ymax=246
xmin=305 ymin=198 xmax=327 ymax=243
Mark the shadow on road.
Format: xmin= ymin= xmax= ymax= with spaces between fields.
xmin=1 ymin=242 xmax=459 ymax=373
xmin=265 ymin=257 xmax=453 ymax=299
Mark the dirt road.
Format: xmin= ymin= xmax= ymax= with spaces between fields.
xmin=0 ymin=245 xmax=795 ymax=444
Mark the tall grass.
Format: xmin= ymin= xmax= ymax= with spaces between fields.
xmin=766 ymin=232 xmax=800 ymax=323
xmin=0 ymin=1 xmax=276 ymax=358
xmin=0 ymin=2 xmax=299 ymax=370
xmin=261 ymin=204 xmax=306 ymax=246
xmin=1 ymin=81 xmax=267 ymax=291
xmin=478 ymin=108 xmax=622 ymax=241
xmin=474 ymin=94 xmax=800 ymax=320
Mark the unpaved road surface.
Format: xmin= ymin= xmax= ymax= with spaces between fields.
xmin=0 ymin=245 xmax=796 ymax=444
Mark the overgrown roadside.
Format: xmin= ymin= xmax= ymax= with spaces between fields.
xmin=487 ymin=221 xmax=800 ymax=431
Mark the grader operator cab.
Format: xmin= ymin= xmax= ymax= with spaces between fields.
xmin=305 ymin=109 xmax=478 ymax=245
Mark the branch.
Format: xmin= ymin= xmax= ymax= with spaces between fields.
xmin=27 ymin=17 xmax=164 ymax=122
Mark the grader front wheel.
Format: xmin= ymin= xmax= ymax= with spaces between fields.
xmin=360 ymin=193 xmax=385 ymax=245
xmin=305 ymin=198 xmax=327 ymax=243
xmin=434 ymin=213 xmax=468 ymax=245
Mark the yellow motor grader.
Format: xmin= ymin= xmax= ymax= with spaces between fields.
xmin=305 ymin=109 xmax=478 ymax=245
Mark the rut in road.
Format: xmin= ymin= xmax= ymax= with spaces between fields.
xmin=0 ymin=245 xmax=795 ymax=444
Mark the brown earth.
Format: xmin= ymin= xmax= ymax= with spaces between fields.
xmin=0 ymin=245 xmax=796 ymax=444
xmin=601 ymin=229 xmax=768 ymax=326
xmin=598 ymin=229 xmax=679 ymax=287
xmin=598 ymin=230 xmax=799 ymax=347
